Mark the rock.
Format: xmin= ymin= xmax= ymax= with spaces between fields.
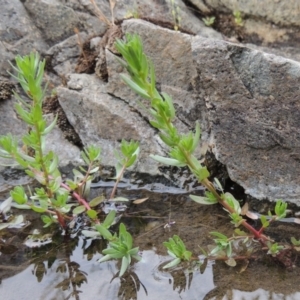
xmin=187 ymin=0 xmax=212 ymax=13
xmin=0 ymin=80 xmax=14 ymax=101
xmin=0 ymin=95 xmax=81 ymax=170
xmin=56 ymin=73 xmax=166 ymax=175
xmin=0 ymin=0 xmax=48 ymax=78
xmin=1 ymin=0 xmax=300 ymax=204
xmin=201 ymin=0 xmax=300 ymax=27
xmin=24 ymin=0 xmax=81 ymax=45
xmin=74 ymin=0 xmax=223 ymax=38
xmin=46 ymin=32 xmax=89 ymax=77
xmin=192 ymin=36 xmax=300 ymax=203
xmin=106 ymin=20 xmax=204 ymax=143
xmin=107 ymin=19 xmax=198 ymax=98
xmin=43 ymin=114 xmax=82 ymax=167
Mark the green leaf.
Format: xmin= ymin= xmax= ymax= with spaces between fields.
xmin=102 ymin=248 xmax=124 ymax=259
xmin=234 ymin=228 xmax=248 ymax=236
xmin=192 ymin=122 xmax=201 ymax=152
xmin=31 ymin=206 xmax=46 ymax=213
xmin=10 ymin=186 xmax=28 ymax=205
xmin=103 ymin=210 xmax=116 ymax=227
xmin=291 ymin=237 xmax=300 ymax=246
xmin=119 ymin=255 xmax=130 ymax=277
xmin=11 ymin=203 xmax=31 ymax=209
xmin=190 ymin=194 xmax=218 ymax=205
xmin=73 ymin=205 xmax=86 ymax=215
xmin=120 ymin=74 xmax=150 ymax=99
xmin=163 ymin=258 xmax=181 ymax=269
xmin=98 ymin=254 xmax=112 ymax=263
xmin=223 ymin=192 xmax=241 ymax=214
xmin=41 ymin=215 xmax=54 ymax=227
xmin=89 ymin=195 xmax=105 ymax=207
xmin=42 ymin=114 xmax=58 ymax=135
xmin=95 ymin=224 xmax=113 ymax=240
xmin=210 ymin=231 xmax=228 ymax=240
xmin=197 ymin=167 xmax=210 ymax=181
xmin=87 ymin=209 xmax=98 ymax=220
xmin=48 ymin=153 xmax=59 ymax=174
xmin=128 ymin=247 xmax=139 ymax=256
xmin=274 ymin=200 xmax=287 ymax=219
xmin=111 ymin=197 xmax=129 ymax=202
xmin=260 ymin=215 xmax=270 ymax=228
xmin=150 ymin=155 xmax=186 ymax=167
xmin=214 ymin=178 xmax=224 ymax=192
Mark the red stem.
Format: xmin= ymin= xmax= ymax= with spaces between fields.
xmin=60 ymin=182 xmax=91 ymax=210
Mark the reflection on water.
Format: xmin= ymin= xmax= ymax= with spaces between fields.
xmin=219 ymin=289 xmax=300 ymax=300
xmin=1 ymin=234 xmax=300 ymax=300
xmin=2 ymin=187 xmax=300 ymax=299
xmin=0 ymin=235 xmax=215 ymax=300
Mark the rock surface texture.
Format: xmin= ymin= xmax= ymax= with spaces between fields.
xmin=192 ymin=37 xmax=300 ymax=201
xmin=192 ymin=0 xmax=300 ymax=26
xmin=1 ymin=0 xmax=300 ymax=204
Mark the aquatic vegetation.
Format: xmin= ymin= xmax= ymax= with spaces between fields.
xmin=98 ymin=222 xmax=141 ymax=277
xmin=115 ymin=33 xmax=299 ymax=269
xmin=163 ymin=235 xmax=192 ymax=268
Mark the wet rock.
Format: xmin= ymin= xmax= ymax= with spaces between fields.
xmin=192 ymin=37 xmax=300 ymax=203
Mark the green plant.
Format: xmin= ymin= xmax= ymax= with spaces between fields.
xmin=0 ymin=51 xmax=142 ymax=276
xmin=98 ymin=223 xmax=141 ymax=276
xmin=202 ymin=16 xmax=215 ymax=27
xmin=169 ymin=0 xmax=181 ymax=31
xmin=114 ymin=33 xmax=296 ymax=268
xmin=124 ymin=0 xmax=139 ymax=19
xmin=163 ymin=235 xmax=192 ymax=268
xmin=233 ymin=10 xmax=243 ymax=26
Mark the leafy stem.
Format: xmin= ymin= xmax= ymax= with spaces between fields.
xmin=110 ymin=164 xmax=126 ymax=200
xmin=115 ymin=34 xmax=275 ymax=249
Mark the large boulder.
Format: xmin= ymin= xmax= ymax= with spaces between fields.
xmin=56 ymin=18 xmax=300 ymax=204
xmin=192 ymin=37 xmax=300 ymax=203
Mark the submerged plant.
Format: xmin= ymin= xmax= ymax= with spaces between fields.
xmin=163 ymin=235 xmax=192 ymax=268
xmin=114 ymin=33 xmax=297 ymax=268
xmin=98 ymin=223 xmax=141 ymax=276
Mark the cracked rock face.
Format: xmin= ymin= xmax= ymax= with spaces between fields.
xmin=1 ymin=1 xmax=300 ymax=204
xmin=57 ymin=73 xmax=166 ymax=175
xmin=193 ymin=0 xmax=300 ymax=27
xmin=56 ymin=19 xmax=300 ymax=204
xmin=192 ymin=37 xmax=300 ymax=202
